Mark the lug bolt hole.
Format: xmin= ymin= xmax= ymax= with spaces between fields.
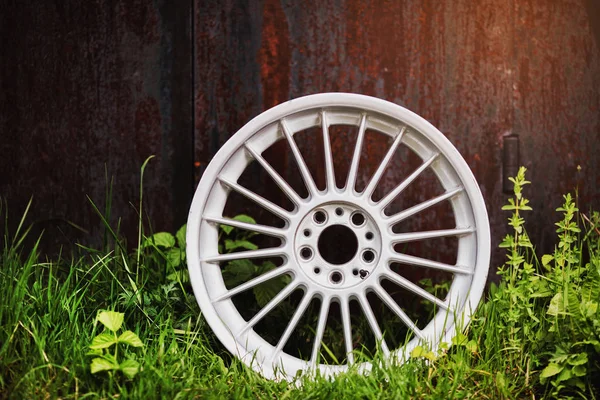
xmin=303 ymin=229 xmax=311 ymax=237
xmin=314 ymin=267 xmax=321 ymax=274
xmin=351 ymin=212 xmax=365 ymax=227
xmin=313 ymin=210 xmax=327 ymax=224
xmin=352 ymin=268 xmax=359 ymax=276
xmin=365 ymin=231 xmax=374 ymax=240
xmin=335 ymin=207 xmax=344 ymax=216
xmin=300 ymin=247 xmax=313 ymax=260
xmin=330 ymin=271 xmax=343 ymax=284
xmin=362 ymin=249 xmax=375 ymax=263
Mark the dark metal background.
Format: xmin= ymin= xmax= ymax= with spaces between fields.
xmin=0 ymin=0 xmax=193 ymax=250
xmin=1 ymin=1 xmax=599 ymax=268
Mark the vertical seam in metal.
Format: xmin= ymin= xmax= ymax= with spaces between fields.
xmin=190 ymin=0 xmax=196 ymax=189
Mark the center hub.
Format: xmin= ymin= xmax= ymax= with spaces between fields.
xmin=318 ymin=225 xmax=358 ymax=265
xmin=294 ymin=202 xmax=382 ymax=289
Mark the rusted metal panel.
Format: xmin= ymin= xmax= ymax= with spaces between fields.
xmin=0 ymin=1 xmax=193 ymax=251
xmin=194 ymin=0 xmax=600 ymax=268
xmin=1 ymin=0 xmax=597 ymax=266
xmin=513 ymin=0 xmax=600 ymax=252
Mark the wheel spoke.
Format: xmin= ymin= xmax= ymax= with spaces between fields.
xmin=204 ymin=215 xmax=287 ymax=239
xmin=383 ymin=270 xmax=451 ymax=312
xmin=377 ymin=153 xmax=439 ymax=210
xmin=389 ymin=252 xmax=472 ymax=275
xmin=202 ymin=247 xmax=285 ymax=263
xmin=271 ymin=291 xmax=314 ymax=362
xmin=212 ymin=265 xmax=293 ymax=302
xmin=372 ymin=285 xmax=424 ymax=340
xmin=386 ymin=187 xmax=463 ymax=226
xmin=280 ymin=119 xmax=319 ymax=196
xmin=239 ymin=281 xmax=298 ymax=336
xmin=244 ymin=144 xmax=304 ymax=206
xmin=340 ymin=298 xmax=355 ymax=364
xmin=345 ymin=113 xmax=367 ymax=192
xmin=363 ymin=126 xmax=406 ymax=199
xmin=321 ymin=111 xmax=336 ymax=191
xmin=310 ymin=297 xmax=331 ymax=365
xmin=357 ymin=293 xmax=390 ymax=357
xmin=391 ymin=227 xmax=475 ymax=244
xmin=219 ymin=176 xmax=292 ymax=221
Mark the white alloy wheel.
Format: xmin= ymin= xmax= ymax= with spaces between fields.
xmin=187 ymin=93 xmax=490 ymax=380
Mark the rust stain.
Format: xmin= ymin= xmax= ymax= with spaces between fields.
xmin=259 ymin=0 xmax=290 ymax=109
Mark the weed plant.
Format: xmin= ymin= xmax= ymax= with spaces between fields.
xmin=0 ymin=166 xmax=599 ymax=399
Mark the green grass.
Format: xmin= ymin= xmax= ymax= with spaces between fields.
xmin=1 ymin=168 xmax=599 ymax=399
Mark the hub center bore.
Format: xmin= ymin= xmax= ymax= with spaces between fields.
xmin=317 ymin=224 xmax=358 ymax=265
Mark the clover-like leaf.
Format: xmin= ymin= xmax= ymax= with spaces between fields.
xmin=118 ymin=330 xmax=144 ymax=348
xmin=233 ymin=214 xmax=256 ymax=224
xmin=176 ymin=224 xmax=186 ymax=249
xmin=165 ymin=248 xmax=184 ymax=267
xmin=89 ymin=332 xmax=117 ymax=350
xmin=97 ymin=310 xmax=124 ymax=332
xmin=410 ymin=345 xmax=436 ymax=361
xmin=120 ymin=359 xmax=141 ymax=379
xmin=541 ymin=254 xmax=554 ymax=266
xmin=143 ymin=232 xmax=176 ymax=248
xmin=90 ymin=355 xmax=119 ymax=374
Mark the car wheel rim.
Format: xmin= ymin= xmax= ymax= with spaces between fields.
xmin=187 ymin=93 xmax=491 ymax=380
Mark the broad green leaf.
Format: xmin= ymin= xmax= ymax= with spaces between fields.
xmin=410 ymin=346 xmax=436 ymax=361
xmin=222 ymin=259 xmax=255 ymax=287
xmin=580 ymin=300 xmax=597 ymax=318
xmin=410 ymin=346 xmax=425 ymax=358
xmin=225 ymin=239 xmax=258 ymax=251
xmin=556 ymin=367 xmax=572 ymax=383
xmin=165 ymin=248 xmax=184 ymax=267
xmin=219 ymin=224 xmax=234 ymax=235
xmin=143 ymin=232 xmax=176 ymax=248
xmin=176 ymin=224 xmax=186 ymax=249
xmin=541 ymin=254 xmax=554 ymax=266
xmin=86 ymin=348 xmax=103 ymax=356
xmin=573 ymin=364 xmax=587 ymax=377
xmin=97 ymin=310 xmax=124 ymax=332
xmin=166 ymin=269 xmax=190 ymax=283
xmin=540 ymin=363 xmax=563 ymax=379
xmin=466 ymin=340 xmax=478 ymax=353
xmin=547 ymin=293 xmax=564 ymax=316
xmin=233 ymin=214 xmax=256 ymax=224
xmin=118 ymin=330 xmax=144 ymax=347
xmin=90 ymin=355 xmax=119 ymax=374
xmin=120 ymin=359 xmax=140 ymax=379
xmin=89 ymin=333 xmax=116 ymax=350
xmin=257 ymin=261 xmax=278 ymax=274
xmin=568 ymin=353 xmax=587 ymax=366
xmin=451 ymin=332 xmax=468 ymax=346
xmin=253 ymin=277 xmax=287 ymax=307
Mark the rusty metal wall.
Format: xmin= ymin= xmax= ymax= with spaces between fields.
xmin=194 ymin=0 xmax=600 ymax=268
xmin=1 ymin=1 xmax=598 ymax=268
xmin=0 ymin=1 xmax=193 ymax=251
